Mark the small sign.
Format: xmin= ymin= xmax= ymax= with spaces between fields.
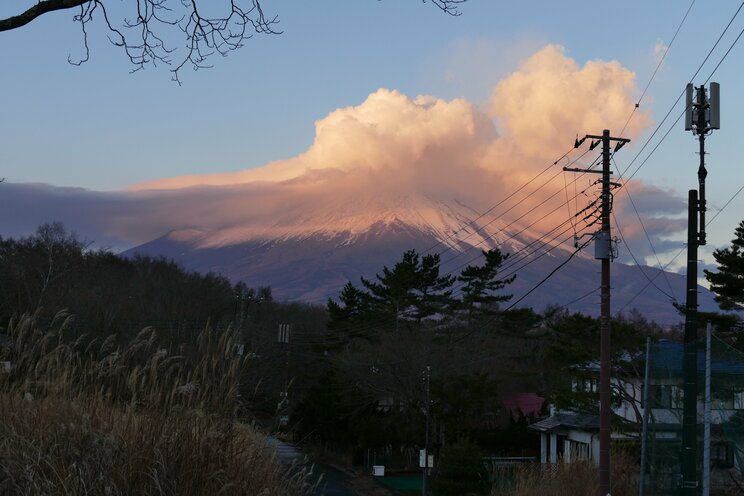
xmin=419 ymin=449 xmax=434 ymax=468
xmin=278 ymin=324 xmax=291 ymax=343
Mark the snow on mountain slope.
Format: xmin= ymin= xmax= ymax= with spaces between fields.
xmin=125 ymin=194 xmax=712 ymax=326
xmin=166 ymin=193 xmax=532 ymax=252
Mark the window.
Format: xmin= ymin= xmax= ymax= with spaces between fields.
xmin=647 ymin=385 xmax=683 ymax=409
xmin=572 ymin=378 xmax=598 ymax=393
xmin=733 ymin=390 xmax=744 ymax=410
xmin=712 ymin=442 xmax=734 ymax=468
xmin=567 ymin=440 xmax=591 ymax=461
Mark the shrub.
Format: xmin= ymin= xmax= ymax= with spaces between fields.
xmin=433 ymin=441 xmax=490 ymax=496
xmin=490 ymin=451 xmax=637 ymax=496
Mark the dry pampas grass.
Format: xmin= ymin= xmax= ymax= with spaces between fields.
xmin=0 ymin=312 xmax=311 ymax=495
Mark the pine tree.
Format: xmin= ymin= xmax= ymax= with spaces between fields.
xmin=457 ymin=248 xmax=515 ymax=323
xmin=327 ymin=282 xmax=374 ymax=345
xmin=413 ymin=253 xmax=455 ymax=322
xmin=326 ymin=249 xmax=456 ymax=337
xmin=704 ymin=220 xmax=744 ymax=311
xmin=361 ymin=249 xmax=422 ymax=330
xmin=360 ymin=249 xmax=456 ymax=330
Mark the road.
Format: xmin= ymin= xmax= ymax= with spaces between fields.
xmin=266 ymin=437 xmax=361 ymax=496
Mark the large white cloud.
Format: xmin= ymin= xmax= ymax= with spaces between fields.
xmin=133 ymin=88 xmax=497 ymax=189
xmin=0 ymin=45 xmax=684 ymax=261
xmin=486 ymin=45 xmax=648 ymax=160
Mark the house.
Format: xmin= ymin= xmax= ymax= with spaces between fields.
xmin=529 ymin=338 xmax=744 ymax=473
xmin=530 ymin=412 xmax=599 ymax=463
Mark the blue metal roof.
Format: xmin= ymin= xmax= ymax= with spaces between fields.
xmin=528 ymin=413 xmax=600 ymax=433
xmin=651 ymin=339 xmax=744 ymax=376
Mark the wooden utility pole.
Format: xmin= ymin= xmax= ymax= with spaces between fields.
xmin=565 ymin=129 xmax=629 ymax=496
xmin=422 ymin=365 xmax=431 ymax=496
xmin=599 ymin=129 xmax=613 ymax=496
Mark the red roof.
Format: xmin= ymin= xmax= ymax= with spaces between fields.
xmin=502 ymin=393 xmax=545 ymax=420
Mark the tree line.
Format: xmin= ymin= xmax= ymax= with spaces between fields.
xmin=3 ymin=219 xmax=743 ymax=494
xmin=290 ymin=245 xmax=663 ymax=493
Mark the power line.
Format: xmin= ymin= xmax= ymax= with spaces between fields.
xmin=608 ymin=4 xmax=744 ymax=310
xmin=612 ymin=210 xmax=676 ymax=302
xmin=560 ymin=286 xmax=601 ymax=309
xmin=611 ymin=156 xmax=677 ymax=300
xmin=435 ymin=149 xmax=594 ymax=264
xmin=704 ymin=18 xmax=744 ymax=85
xmin=616 ymin=0 xmax=744 ymax=180
xmin=442 ymin=176 xmax=601 ymax=278
xmin=418 ymin=145 xmax=579 ymax=257
xmin=315 ymin=2 xmax=744 ymax=334
xmin=449 ymin=221 xmax=595 ymax=301
xmin=505 ymin=237 xmax=593 ymax=311
xmin=618 ymin=181 xmax=744 ymax=314
xmin=709 ymin=184 xmax=744 ymax=224
xmin=617 ymin=246 xmax=685 ymax=315
xmin=316 ymin=146 xmax=605 ymax=337
xmin=619 ymin=0 xmax=696 ymax=137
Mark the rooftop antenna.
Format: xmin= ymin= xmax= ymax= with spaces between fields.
xmin=680 ymin=82 xmax=720 ymax=496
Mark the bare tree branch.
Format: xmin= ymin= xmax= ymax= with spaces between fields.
xmin=0 ymin=0 xmax=88 ymax=32
xmin=424 ymin=0 xmax=466 ymax=16
xmin=2 ymin=0 xmax=466 ymax=81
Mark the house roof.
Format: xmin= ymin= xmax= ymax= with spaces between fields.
xmin=502 ymin=393 xmax=544 ymax=420
xmin=528 ymin=413 xmax=600 ymax=433
xmin=652 ymin=339 xmax=744 ymax=376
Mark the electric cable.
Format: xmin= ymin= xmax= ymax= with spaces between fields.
xmin=504 ymin=237 xmax=593 ymax=312
xmin=438 ymin=152 xmax=601 ymax=268
xmin=618 ymin=181 xmax=744 ymax=314
xmin=309 ymin=5 xmax=744 ymax=332
xmin=417 ymin=145 xmax=579 ymax=257
xmin=434 ymin=149 xmax=594 ymax=264
xmin=611 ymin=157 xmax=677 ymax=299
xmin=619 ymin=0 xmax=695 ymax=137
xmin=612 ymin=210 xmax=675 ymax=301
xmin=617 ymin=0 xmax=744 ymax=180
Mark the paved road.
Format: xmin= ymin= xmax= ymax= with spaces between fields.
xmin=266 ymin=437 xmax=361 ymax=496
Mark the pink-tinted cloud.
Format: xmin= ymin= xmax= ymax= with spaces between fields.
xmin=486 ymin=45 xmax=649 ymax=162
xmin=133 ymin=89 xmax=497 ymax=190
xmin=1 ymin=45 xmax=684 ymax=261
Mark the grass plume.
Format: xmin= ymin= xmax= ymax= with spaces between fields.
xmin=0 ymin=312 xmax=310 ymax=495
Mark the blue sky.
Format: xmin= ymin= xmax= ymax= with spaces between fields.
xmin=1 ymin=0 xmax=744 ymax=272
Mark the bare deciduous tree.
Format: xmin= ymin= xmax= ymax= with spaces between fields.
xmin=0 ymin=0 xmax=466 ymax=83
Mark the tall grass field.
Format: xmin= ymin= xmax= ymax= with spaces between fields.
xmin=0 ymin=312 xmax=311 ymax=495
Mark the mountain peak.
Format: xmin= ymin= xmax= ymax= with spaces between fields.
xmin=161 ymin=194 xmax=524 ymax=253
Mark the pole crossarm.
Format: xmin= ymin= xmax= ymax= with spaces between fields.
xmin=584 ymin=134 xmax=631 ymax=143
xmin=562 ymin=167 xmax=607 ymax=174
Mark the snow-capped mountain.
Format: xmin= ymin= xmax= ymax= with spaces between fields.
xmin=117 ymin=82 xmax=707 ymax=326
xmin=125 ymin=194 xmax=714 ymax=325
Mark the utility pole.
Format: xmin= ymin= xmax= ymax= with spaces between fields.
xmin=681 ymin=82 xmax=719 ymax=495
xmin=639 ymin=336 xmax=652 ymax=496
xmin=422 ymin=365 xmax=431 ymax=496
xmin=565 ymin=129 xmax=629 ymax=496
xmin=277 ymin=323 xmax=292 ymax=427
